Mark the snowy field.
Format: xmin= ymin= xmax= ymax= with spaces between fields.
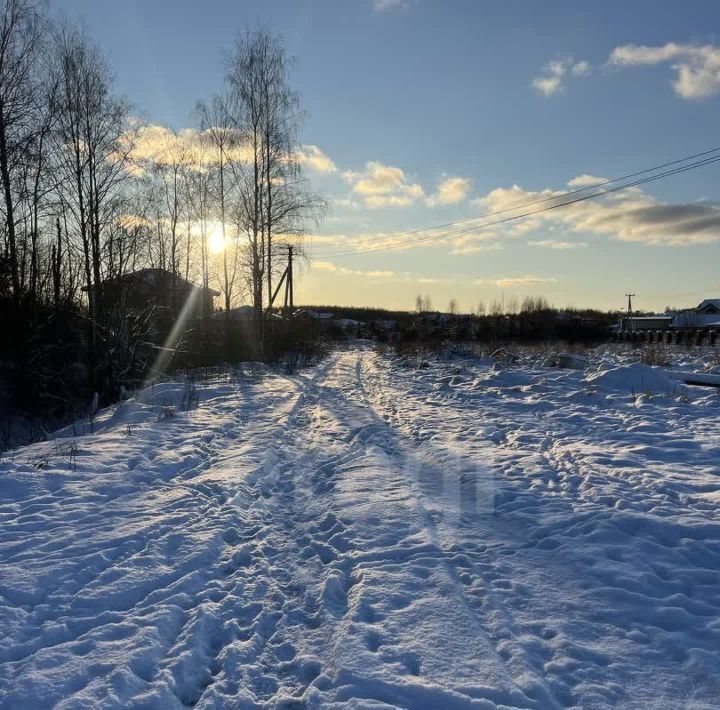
xmin=0 ymin=344 xmax=719 ymax=708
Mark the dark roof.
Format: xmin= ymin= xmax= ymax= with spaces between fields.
xmin=698 ymin=299 xmax=720 ymax=312
xmin=83 ymin=268 xmax=220 ymax=296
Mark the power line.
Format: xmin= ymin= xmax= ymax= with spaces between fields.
xmin=311 ymin=146 xmax=720 ymax=259
xmin=314 ymin=151 xmax=720 ymax=257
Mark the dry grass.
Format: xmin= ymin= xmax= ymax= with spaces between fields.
xmin=638 ymin=346 xmax=673 ymax=367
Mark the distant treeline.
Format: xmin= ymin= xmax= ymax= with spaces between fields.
xmin=303 ymin=301 xmax=621 ymax=343
xmin=301 ymin=304 xmax=416 ymax=322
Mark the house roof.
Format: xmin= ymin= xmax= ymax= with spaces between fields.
xmin=698 ymin=299 xmax=720 ymax=312
xmin=294 ymin=309 xmax=334 ymax=320
xmin=83 ymin=268 xmax=220 ymax=296
xmin=622 ymin=316 xmax=672 ymax=321
xmin=214 ymin=305 xmax=258 ymax=320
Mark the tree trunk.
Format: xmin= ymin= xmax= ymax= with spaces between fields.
xmin=0 ymin=104 xmax=20 ymax=308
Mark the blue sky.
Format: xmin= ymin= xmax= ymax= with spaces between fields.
xmin=58 ymin=0 xmax=720 ymax=311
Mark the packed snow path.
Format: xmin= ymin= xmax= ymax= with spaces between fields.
xmin=1 ymin=347 xmax=719 ymax=708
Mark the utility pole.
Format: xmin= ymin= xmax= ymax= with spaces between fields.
xmin=268 ymin=245 xmax=295 ymax=316
xmin=625 ymin=293 xmax=635 ymax=332
xmin=287 ymin=245 xmax=293 ymax=313
xmin=283 ymin=245 xmax=294 ymax=315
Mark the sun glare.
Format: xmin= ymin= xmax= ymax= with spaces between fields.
xmin=209 ymin=226 xmax=226 ymax=254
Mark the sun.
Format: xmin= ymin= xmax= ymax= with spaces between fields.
xmin=208 ymin=225 xmax=226 ymax=254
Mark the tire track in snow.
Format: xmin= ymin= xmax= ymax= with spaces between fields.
xmin=341 ymin=349 xmax=558 ymax=708
xmin=5 ymin=348 xmax=716 ymax=707
xmin=361 ymin=349 xmax=720 ymax=708
xmin=229 ymin=347 xmax=546 ymax=709
xmin=360 ymin=353 xmax=624 ymax=708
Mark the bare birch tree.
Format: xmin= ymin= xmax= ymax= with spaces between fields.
xmin=0 ymin=0 xmax=46 ymax=308
xmin=50 ymin=23 xmax=134 ymax=325
xmin=224 ymin=28 xmax=325 ymax=325
xmin=196 ymin=96 xmax=235 ymax=318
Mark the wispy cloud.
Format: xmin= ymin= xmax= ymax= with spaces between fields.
xmin=312 ymin=261 xmax=340 ymax=272
xmin=306 ymin=226 xmax=501 ymax=256
xmin=315 ymin=167 xmax=720 ymax=257
xmin=532 ymin=57 xmax=591 ymax=96
xmin=128 ymin=124 xmax=252 ymax=172
xmin=449 ymin=237 xmax=503 ymax=255
xmin=372 ymin=0 xmax=414 ymax=11
xmin=322 ymin=264 xmax=396 ymax=279
xmin=332 ymin=197 xmax=361 ymax=211
xmin=527 ymin=239 xmax=588 ymax=249
xmin=311 ymin=259 xmax=440 ymax=283
xmin=476 ymin=180 xmax=720 ymax=246
xmin=608 ymin=42 xmax=720 ymax=99
xmin=127 ymin=124 xmax=337 ymax=175
xmin=475 ymin=275 xmax=558 ymax=288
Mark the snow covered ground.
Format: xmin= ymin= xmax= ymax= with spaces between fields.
xmin=1 ymin=344 xmax=719 ymax=708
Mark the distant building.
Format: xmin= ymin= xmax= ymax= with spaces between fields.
xmin=215 ymin=305 xmax=260 ymax=321
xmin=618 ymin=315 xmax=673 ymax=332
xmin=698 ymin=298 xmax=720 ymax=313
xmin=294 ymin=309 xmax=335 ymax=332
xmin=294 ymin=309 xmax=334 ymax=321
xmin=672 ymin=298 xmax=720 ymax=328
xmin=83 ymin=268 xmax=219 ymax=319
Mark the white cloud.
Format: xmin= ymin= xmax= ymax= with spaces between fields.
xmin=333 ymin=198 xmax=358 ymax=207
xmin=310 ymin=259 xmax=439 ymax=283
xmin=118 ymin=213 xmax=152 ymax=230
xmin=306 ymin=225 xmax=494 ymax=256
xmin=427 ymin=176 xmax=472 ymax=206
xmin=568 ymin=174 xmax=606 ymax=188
xmin=352 ymin=163 xmax=411 ymax=195
xmin=301 ymin=234 xmax=344 ymax=246
xmin=366 ymin=192 xmax=424 ymax=208
xmin=527 ymin=239 xmax=588 ymax=249
xmin=307 ymin=230 xmax=420 ymax=252
xmin=475 ymin=275 xmax=558 ymax=288
xmin=533 ymin=57 xmax=591 ymax=96
xmin=533 ymin=75 xmax=563 ymax=97
xmin=450 ymin=242 xmax=504 ymax=255
xmin=476 ymin=180 xmax=720 ymax=246
xmin=609 ymin=43 xmax=720 ymax=99
xmin=447 ymin=229 xmax=503 ymax=255
xmin=342 ymin=163 xmax=472 ymax=209
xmin=373 ymin=0 xmax=413 ymax=11
xmin=127 ymin=125 xmax=336 ymax=175
xmin=344 ymin=161 xmax=425 ymax=208
xmin=571 ymin=60 xmax=591 ymax=76
xmin=319 ymin=167 xmax=720 ymax=258
xmin=127 ymin=124 xmax=253 ymax=172
xmin=297 ymin=145 xmax=336 ymax=173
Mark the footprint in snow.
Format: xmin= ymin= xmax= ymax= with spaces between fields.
xmin=322 ymin=572 xmax=348 ymax=616
xmin=365 ymin=629 xmax=382 ymax=652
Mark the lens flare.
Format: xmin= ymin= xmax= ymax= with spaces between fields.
xmin=209 ymin=226 xmax=225 ymax=254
